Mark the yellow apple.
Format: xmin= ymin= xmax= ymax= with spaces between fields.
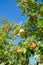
xmin=17 ymin=47 xmax=22 ymax=53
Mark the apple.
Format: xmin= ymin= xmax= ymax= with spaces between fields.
xmin=19 ymin=29 xmax=24 ymax=33
xmin=19 ymin=29 xmax=25 ymax=38
xmin=32 ymin=15 xmax=37 ymax=20
xmin=17 ymin=48 xmax=22 ymax=53
xmin=29 ymin=43 xmax=36 ymax=49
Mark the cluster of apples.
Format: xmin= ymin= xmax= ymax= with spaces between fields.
xmin=17 ymin=42 xmax=36 ymax=53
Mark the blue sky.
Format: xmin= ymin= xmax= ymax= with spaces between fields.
xmin=0 ymin=0 xmax=41 ymax=23
xmin=0 ymin=0 xmax=27 ymax=23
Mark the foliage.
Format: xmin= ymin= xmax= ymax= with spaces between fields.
xmin=0 ymin=0 xmax=43 ymax=65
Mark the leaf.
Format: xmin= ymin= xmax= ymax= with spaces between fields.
xmin=37 ymin=20 xmax=43 ymax=28
xmin=31 ymin=0 xmax=35 ymax=2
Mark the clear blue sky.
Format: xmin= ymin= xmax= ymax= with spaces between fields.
xmin=0 ymin=0 xmax=41 ymax=23
xmin=0 ymin=0 xmax=27 ymax=23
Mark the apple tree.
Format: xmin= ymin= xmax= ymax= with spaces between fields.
xmin=16 ymin=0 xmax=43 ymax=65
xmin=0 ymin=0 xmax=43 ymax=65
